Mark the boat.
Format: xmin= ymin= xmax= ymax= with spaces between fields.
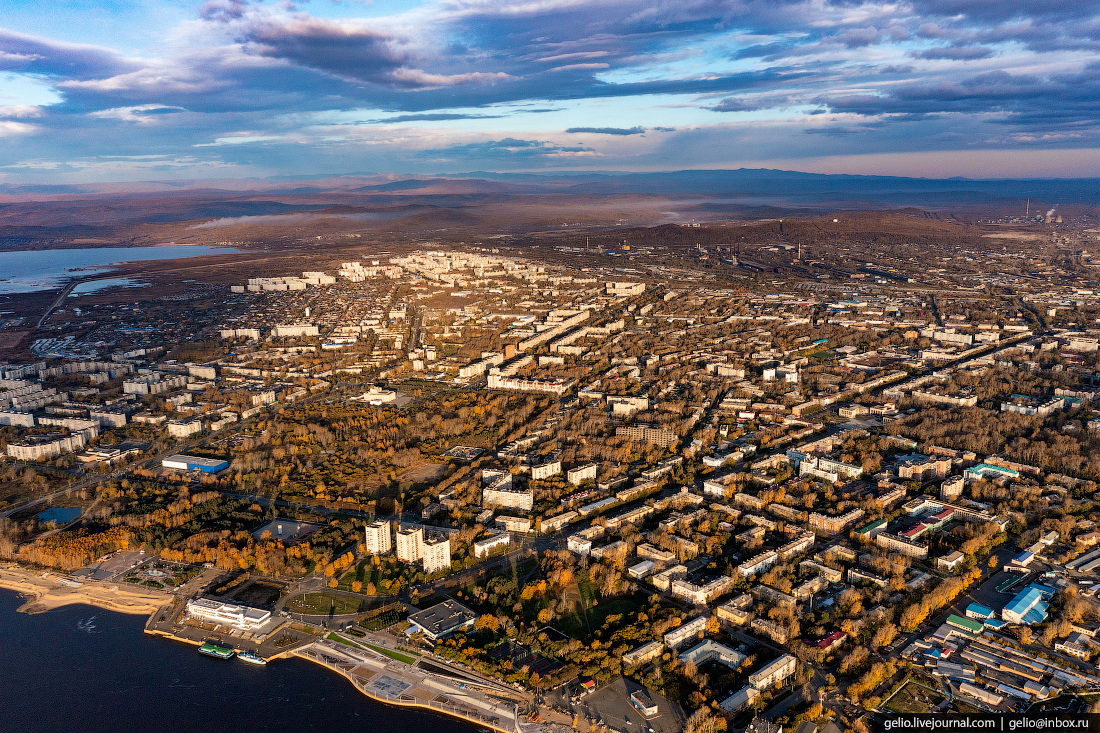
xmin=237 ymin=651 xmax=267 ymax=665
xmin=198 ymin=642 xmax=235 ymax=659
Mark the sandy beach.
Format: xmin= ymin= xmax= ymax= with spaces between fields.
xmin=0 ymin=563 xmax=171 ymax=615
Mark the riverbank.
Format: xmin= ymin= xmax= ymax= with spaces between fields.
xmin=294 ymin=636 xmax=523 ymax=733
xmin=0 ymin=563 xmax=170 ymax=615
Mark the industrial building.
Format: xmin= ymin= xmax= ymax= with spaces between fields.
xmin=161 ymin=455 xmax=229 ymax=473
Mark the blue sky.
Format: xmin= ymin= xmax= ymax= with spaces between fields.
xmin=1 ymin=0 xmax=1099 ymax=182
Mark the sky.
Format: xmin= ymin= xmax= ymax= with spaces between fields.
xmin=1 ymin=0 xmax=1100 ymax=183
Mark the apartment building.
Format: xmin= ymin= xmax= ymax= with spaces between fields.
xmin=875 ymin=532 xmax=929 ymax=558
xmin=531 ymin=460 xmax=562 ymax=481
xmin=748 ymin=654 xmax=797 ymax=690
xmin=808 ymin=508 xmax=865 ymax=535
xmin=664 ymin=615 xmax=709 ymax=649
xmin=671 ymin=575 xmax=736 ymax=605
xmin=364 ymin=519 xmax=392 ymax=555
xmin=396 ymin=525 xmax=424 ymax=563
xmin=566 ymin=463 xmax=598 ymax=486
xmin=737 ymin=551 xmax=778 ymax=578
xmin=750 ymin=618 xmax=789 ymax=644
xmin=422 ymin=534 xmax=452 ymax=574
xmin=615 ymin=424 xmax=677 ymax=448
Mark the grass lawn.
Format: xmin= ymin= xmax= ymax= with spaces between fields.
xmin=287 ymin=592 xmax=364 ymax=615
xmin=364 ymin=643 xmax=417 ymax=664
xmin=885 ymin=682 xmax=944 ymax=714
xmin=326 ymin=632 xmax=363 ymax=648
xmin=556 ymin=594 xmax=642 ymax=641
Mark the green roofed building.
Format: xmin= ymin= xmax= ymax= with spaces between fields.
xmin=946 ymin=614 xmax=983 ymax=635
xmin=855 ymin=519 xmax=887 ymax=539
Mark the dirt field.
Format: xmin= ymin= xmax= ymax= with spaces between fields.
xmin=401 ymin=463 xmax=448 ymax=483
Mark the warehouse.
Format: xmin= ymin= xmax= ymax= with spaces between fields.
xmin=162 ymin=454 xmax=229 ymax=473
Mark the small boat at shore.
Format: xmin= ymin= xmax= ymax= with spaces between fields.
xmin=237 ymin=651 xmax=267 ymax=665
xmin=198 ymin=642 xmax=235 ymax=659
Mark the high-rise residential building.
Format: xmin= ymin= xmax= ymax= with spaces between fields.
xmin=364 ymin=519 xmax=392 ymax=555
xmin=422 ymin=534 xmax=452 ymax=574
xmin=396 ymin=525 xmax=423 ymax=563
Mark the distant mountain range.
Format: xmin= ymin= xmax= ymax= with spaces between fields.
xmin=0 ymin=168 xmax=1095 ymax=230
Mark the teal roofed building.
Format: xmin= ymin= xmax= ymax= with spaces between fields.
xmin=965 ymin=463 xmax=1020 ymax=481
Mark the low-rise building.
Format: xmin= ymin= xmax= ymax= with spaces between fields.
xmin=623 ymin=640 xmax=664 ymax=667
xmin=738 ymin=551 xmax=778 ymax=578
xmin=186 ymin=597 xmax=270 ymax=631
xmin=406 ymin=599 xmax=477 ymax=641
xmin=671 ymin=575 xmax=736 ymax=605
xmin=472 ymin=531 xmax=511 ymax=558
xmin=748 ymin=654 xmax=797 ymax=690
xmin=750 ymin=618 xmax=789 ymax=644
xmin=664 ymin=615 xmax=709 ymax=649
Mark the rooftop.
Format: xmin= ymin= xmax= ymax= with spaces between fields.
xmin=407 ymin=599 xmax=478 ymax=638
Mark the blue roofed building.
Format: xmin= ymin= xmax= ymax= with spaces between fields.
xmin=965 ymin=603 xmax=994 ymax=620
xmin=1001 ymin=584 xmax=1055 ymax=625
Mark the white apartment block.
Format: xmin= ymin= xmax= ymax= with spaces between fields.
xmin=748 ymin=654 xmax=797 ymax=690
xmin=473 ymin=532 xmax=511 ymax=558
xmin=664 ymin=615 xmax=709 ymax=649
xmin=671 ymin=575 xmax=736 ymax=605
xmin=481 ymin=471 xmax=534 ymax=511
xmin=271 ymin=324 xmax=319 ymax=338
xmin=167 ymin=419 xmax=203 ymax=438
xmin=422 ymin=534 xmax=451 ymax=574
xmin=396 ymin=525 xmax=423 ymax=563
xmin=567 ymin=463 xmax=598 ymax=486
xmin=607 ymin=281 xmax=646 ymax=297
xmin=365 ymin=519 xmax=392 ymax=555
xmin=737 ymin=551 xmax=778 ymax=578
xmin=6 ymin=433 xmax=88 ymax=461
xmin=531 ymin=460 xmax=562 ymax=481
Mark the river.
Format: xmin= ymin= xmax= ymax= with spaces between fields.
xmin=0 ymin=246 xmax=242 ymax=294
xmin=0 ymin=589 xmax=476 ymax=733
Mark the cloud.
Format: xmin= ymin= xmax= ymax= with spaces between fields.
xmin=0 ymin=28 xmax=137 ymax=79
xmin=3 ymin=0 xmax=1100 ymax=180
xmin=0 ymin=120 xmax=37 ymax=136
xmin=418 ymin=137 xmax=594 ymax=160
xmin=364 ymin=113 xmax=505 ymax=123
xmin=239 ymin=15 xmax=410 ymax=85
xmin=711 ymin=96 xmax=790 ymax=112
xmin=0 ymin=105 xmax=44 ymax=118
xmin=565 ymin=126 xmax=645 ymax=135
xmin=89 ymin=105 xmax=187 ymax=123
xmin=915 ymin=46 xmax=995 ymax=60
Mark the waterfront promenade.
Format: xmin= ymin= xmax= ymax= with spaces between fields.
xmin=295 ymin=633 xmax=523 ymax=733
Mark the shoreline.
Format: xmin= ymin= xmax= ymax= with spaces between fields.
xmin=0 ymin=565 xmax=546 ymax=733
xmin=292 ymin=642 xmax=517 ymax=733
xmin=0 ymin=563 xmax=171 ymax=616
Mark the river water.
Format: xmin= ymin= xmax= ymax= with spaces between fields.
xmin=0 ymin=589 xmax=475 ymax=733
xmin=0 ymin=246 xmax=242 ymax=294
